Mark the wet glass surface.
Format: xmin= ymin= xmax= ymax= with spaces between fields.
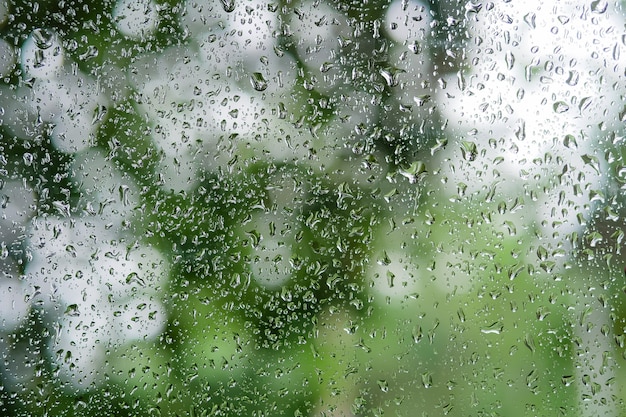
xmin=1 ymin=0 xmax=625 ymax=415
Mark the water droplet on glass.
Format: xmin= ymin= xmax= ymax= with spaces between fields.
xmin=250 ymin=72 xmax=268 ymax=91
xmin=126 ymin=272 xmax=146 ymax=287
xmin=460 ymin=141 xmax=477 ymax=161
xmin=505 ymin=51 xmax=514 ymax=70
xmin=581 ymin=154 xmax=600 ymax=174
xmin=398 ymin=161 xmax=427 ymax=183
xmin=23 ymin=152 xmax=33 ymax=166
xmin=553 ymin=101 xmax=569 ymax=113
xmin=79 ymin=45 xmax=99 ymax=61
xmin=480 ymin=322 xmax=503 ymax=334
xmin=523 ymin=13 xmax=536 ymax=29
xmin=421 ymin=372 xmax=433 ymax=388
xmin=561 ymin=375 xmax=575 ymax=386
xmin=380 ymin=67 xmax=404 ymax=87
xmin=53 ymin=201 xmax=71 ymax=217
xmin=32 ymin=28 xmax=55 ymax=49
xmin=590 ymin=0 xmax=608 ymax=14
xmin=220 ymin=0 xmax=236 ymax=13
xmin=377 ymin=379 xmax=389 ymax=392
xmin=64 ymin=304 xmax=80 ymax=316
xmin=563 ymin=134 xmax=578 ymax=149
xmin=413 ymin=95 xmax=430 ymax=106
xmin=566 ymin=70 xmax=579 ymax=86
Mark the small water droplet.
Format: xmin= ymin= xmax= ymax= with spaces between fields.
xmin=250 ymin=72 xmax=268 ymax=91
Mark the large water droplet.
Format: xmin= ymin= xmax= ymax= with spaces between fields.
xmin=590 ymin=0 xmax=608 ymax=14
xmin=220 ymin=0 xmax=236 ymax=13
xmin=460 ymin=141 xmax=477 ymax=161
xmin=250 ymin=72 xmax=268 ymax=91
xmin=480 ymin=322 xmax=503 ymax=334
xmin=553 ymin=101 xmax=569 ymax=113
xmin=32 ymin=28 xmax=55 ymax=49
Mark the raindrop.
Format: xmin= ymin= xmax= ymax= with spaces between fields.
xmin=79 ymin=45 xmax=99 ymax=61
xmin=23 ymin=152 xmax=33 ymax=166
xmin=590 ymin=0 xmax=608 ymax=14
xmin=565 ymin=71 xmax=579 ymax=86
xmin=460 ymin=141 xmax=477 ymax=161
xmin=563 ymin=134 xmax=578 ymax=149
xmin=553 ymin=101 xmax=569 ymax=113
xmin=126 ymin=272 xmax=146 ymax=287
xmin=505 ymin=51 xmax=514 ymax=70
xmin=480 ymin=322 xmax=503 ymax=334
xmin=377 ymin=379 xmax=389 ymax=392
xmin=561 ymin=375 xmax=575 ymax=386
xmin=220 ymin=0 xmax=236 ymax=12
xmin=421 ymin=372 xmax=433 ymax=388
xmin=413 ymin=95 xmax=430 ymax=106
xmin=52 ymin=201 xmax=71 ymax=217
xmin=523 ymin=13 xmax=536 ymax=29
xmin=250 ymin=72 xmax=268 ymax=91
xmin=64 ymin=304 xmax=80 ymax=316
xmin=581 ymin=154 xmax=600 ymax=174
xmin=32 ymin=28 xmax=55 ymax=49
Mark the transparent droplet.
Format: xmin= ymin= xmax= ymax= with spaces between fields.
xmin=460 ymin=141 xmax=477 ymax=161
xmin=480 ymin=322 xmax=503 ymax=334
xmin=377 ymin=379 xmax=389 ymax=392
xmin=32 ymin=28 xmax=55 ymax=49
xmin=250 ymin=72 xmax=268 ymax=91
xmin=590 ymin=0 xmax=608 ymax=14
xmin=553 ymin=101 xmax=569 ymax=113
xmin=220 ymin=0 xmax=236 ymax=13
xmin=64 ymin=304 xmax=80 ymax=316
xmin=23 ymin=152 xmax=33 ymax=166
xmin=505 ymin=51 xmax=514 ymax=70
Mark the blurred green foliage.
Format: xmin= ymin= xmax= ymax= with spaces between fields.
xmin=1 ymin=0 xmax=626 ymax=416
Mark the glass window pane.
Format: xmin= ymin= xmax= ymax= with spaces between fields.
xmin=1 ymin=0 xmax=624 ymax=415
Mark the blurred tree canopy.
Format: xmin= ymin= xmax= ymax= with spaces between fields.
xmin=1 ymin=0 xmax=625 ymax=416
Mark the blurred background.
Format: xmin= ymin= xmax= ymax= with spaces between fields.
xmin=0 ymin=0 xmax=625 ymax=415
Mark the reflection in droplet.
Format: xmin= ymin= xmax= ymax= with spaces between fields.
xmin=590 ymin=0 xmax=608 ymax=14
xmin=480 ymin=322 xmax=503 ymax=334
xmin=553 ymin=101 xmax=569 ymax=113
xmin=220 ymin=0 xmax=236 ymax=13
xmin=250 ymin=72 xmax=268 ymax=91
xmin=32 ymin=28 xmax=55 ymax=49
